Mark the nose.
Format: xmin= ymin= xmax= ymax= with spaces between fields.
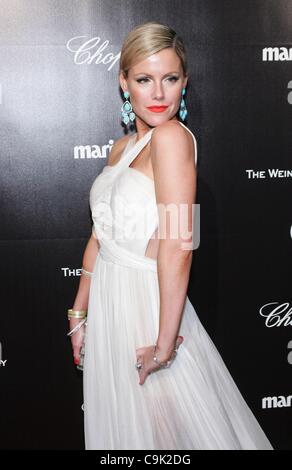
xmin=153 ymin=82 xmax=164 ymax=100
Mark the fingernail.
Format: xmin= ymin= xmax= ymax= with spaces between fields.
xmin=179 ymin=336 xmax=184 ymax=340
xmin=74 ymin=357 xmax=79 ymax=365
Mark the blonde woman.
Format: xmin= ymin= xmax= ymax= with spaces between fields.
xmin=69 ymin=22 xmax=273 ymax=450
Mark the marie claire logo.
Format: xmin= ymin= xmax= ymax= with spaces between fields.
xmin=74 ymin=139 xmax=114 ymax=160
xmin=0 ymin=341 xmax=7 ymax=367
xmin=262 ymin=47 xmax=292 ymax=61
xmin=262 ymin=394 xmax=292 ymax=409
xmin=66 ymin=36 xmax=120 ymax=69
xmin=259 ymin=302 xmax=292 ymax=327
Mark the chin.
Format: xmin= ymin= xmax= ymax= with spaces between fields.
xmin=146 ymin=115 xmax=171 ymax=126
xmin=137 ymin=111 xmax=174 ymax=129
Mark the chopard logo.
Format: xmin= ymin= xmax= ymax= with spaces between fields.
xmin=262 ymin=47 xmax=292 ymax=61
xmin=66 ymin=35 xmax=120 ymax=69
xmin=259 ymin=302 xmax=292 ymax=327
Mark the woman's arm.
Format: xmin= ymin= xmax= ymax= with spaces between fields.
xmin=151 ymin=121 xmax=197 ymax=362
xmin=72 ymin=228 xmax=100 ymax=311
xmin=70 ymin=228 xmax=100 ymax=363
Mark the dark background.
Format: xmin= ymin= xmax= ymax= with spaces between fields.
xmin=0 ymin=0 xmax=291 ymax=450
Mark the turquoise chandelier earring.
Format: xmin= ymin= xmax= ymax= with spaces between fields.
xmin=121 ymin=91 xmax=136 ymax=125
xmin=179 ymin=88 xmax=188 ymax=121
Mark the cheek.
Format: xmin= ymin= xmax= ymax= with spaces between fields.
xmin=173 ymin=90 xmax=182 ymax=101
xmin=132 ymin=88 xmax=149 ymax=105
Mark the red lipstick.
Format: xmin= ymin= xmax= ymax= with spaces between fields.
xmin=147 ymin=106 xmax=169 ymax=113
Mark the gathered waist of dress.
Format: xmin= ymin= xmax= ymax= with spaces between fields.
xmin=98 ymin=241 xmax=157 ymax=273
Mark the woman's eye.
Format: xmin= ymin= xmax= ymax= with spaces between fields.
xmin=136 ymin=76 xmax=178 ymax=84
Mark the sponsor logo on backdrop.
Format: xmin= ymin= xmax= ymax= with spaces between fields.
xmin=287 ymin=340 xmax=292 ymax=365
xmin=259 ymin=302 xmax=292 ymax=327
xmin=288 ymin=80 xmax=292 ymax=104
xmin=66 ymin=36 xmax=120 ymax=69
xmin=0 ymin=341 xmax=7 ymax=367
xmin=61 ymin=268 xmax=83 ymax=277
xmin=262 ymin=47 xmax=292 ymax=61
xmin=262 ymin=395 xmax=292 ymax=409
xmin=246 ymin=169 xmax=292 ymax=179
xmin=74 ymin=140 xmax=114 ymax=159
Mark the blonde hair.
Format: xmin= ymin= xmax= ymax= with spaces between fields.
xmin=119 ymin=21 xmax=188 ymax=78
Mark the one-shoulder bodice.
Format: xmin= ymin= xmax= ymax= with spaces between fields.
xmin=89 ymin=121 xmax=197 ymax=258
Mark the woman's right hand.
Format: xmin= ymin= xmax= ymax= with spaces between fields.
xmin=69 ymin=318 xmax=85 ymax=366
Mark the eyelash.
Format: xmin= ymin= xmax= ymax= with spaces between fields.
xmin=136 ymin=76 xmax=179 ymax=84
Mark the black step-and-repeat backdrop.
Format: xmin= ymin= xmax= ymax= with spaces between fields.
xmin=0 ymin=0 xmax=291 ymax=450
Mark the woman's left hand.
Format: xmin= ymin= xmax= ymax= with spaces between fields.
xmin=136 ymin=336 xmax=184 ymax=385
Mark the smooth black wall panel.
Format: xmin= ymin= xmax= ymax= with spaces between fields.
xmin=0 ymin=0 xmax=291 ymax=450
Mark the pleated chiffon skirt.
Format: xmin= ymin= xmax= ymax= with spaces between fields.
xmin=83 ymin=242 xmax=273 ymax=450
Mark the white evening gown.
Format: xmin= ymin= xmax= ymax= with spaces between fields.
xmin=83 ymin=121 xmax=273 ymax=450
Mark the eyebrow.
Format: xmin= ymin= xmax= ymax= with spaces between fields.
xmin=133 ymin=71 xmax=180 ymax=77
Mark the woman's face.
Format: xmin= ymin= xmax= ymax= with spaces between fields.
xmin=120 ymin=48 xmax=188 ymax=128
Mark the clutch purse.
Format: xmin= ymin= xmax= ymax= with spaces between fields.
xmin=67 ymin=317 xmax=87 ymax=372
xmin=67 ymin=268 xmax=93 ymax=371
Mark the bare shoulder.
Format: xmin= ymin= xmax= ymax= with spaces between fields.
xmin=107 ymin=133 xmax=132 ymax=166
xmin=153 ymin=119 xmax=192 ymax=137
xmin=150 ymin=120 xmax=197 ymax=247
xmin=151 ymin=120 xmax=195 ymax=165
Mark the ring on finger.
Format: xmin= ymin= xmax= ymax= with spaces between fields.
xmin=135 ymin=360 xmax=143 ymax=370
